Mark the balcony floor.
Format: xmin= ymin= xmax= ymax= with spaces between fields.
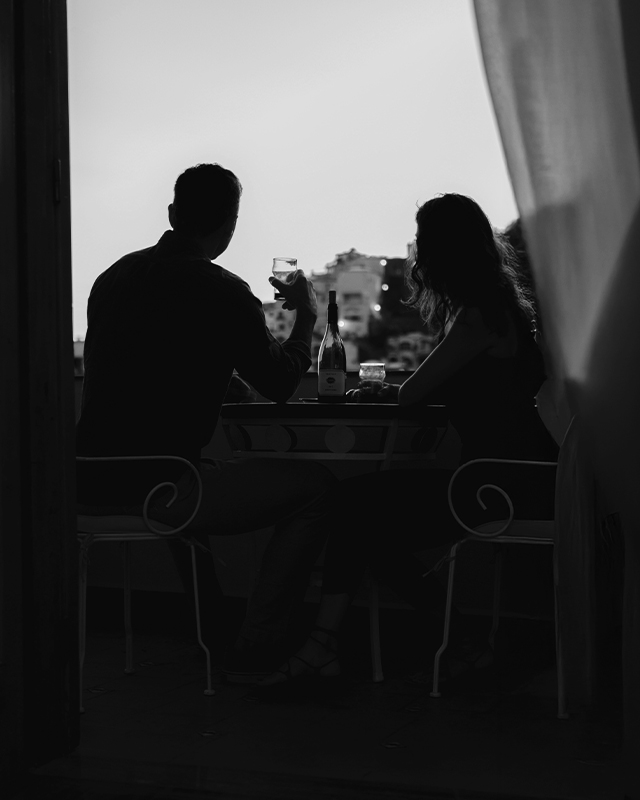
xmin=13 ymin=592 xmax=624 ymax=800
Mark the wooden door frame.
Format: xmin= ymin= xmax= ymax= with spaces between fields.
xmin=0 ymin=0 xmax=78 ymax=781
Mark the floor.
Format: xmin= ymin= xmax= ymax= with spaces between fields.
xmin=11 ymin=590 xmax=625 ymax=800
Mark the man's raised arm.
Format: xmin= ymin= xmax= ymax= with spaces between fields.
xmin=231 ymin=271 xmax=318 ymax=403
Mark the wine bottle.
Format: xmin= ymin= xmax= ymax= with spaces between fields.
xmin=317 ymin=290 xmax=347 ymax=401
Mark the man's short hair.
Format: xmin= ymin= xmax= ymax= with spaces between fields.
xmin=172 ymin=163 xmax=242 ymax=236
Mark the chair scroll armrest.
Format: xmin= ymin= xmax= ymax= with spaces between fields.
xmin=447 ymin=458 xmax=557 ymax=539
xmin=76 ymin=455 xmax=203 ymax=535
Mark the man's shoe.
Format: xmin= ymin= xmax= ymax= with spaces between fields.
xmin=221 ymin=641 xmax=286 ymax=684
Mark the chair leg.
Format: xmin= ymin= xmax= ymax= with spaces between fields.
xmin=78 ymin=540 xmax=89 ymax=714
xmin=431 ymin=542 xmax=460 ymax=698
xmin=369 ymin=577 xmax=384 ymax=683
xmin=122 ymin=542 xmax=135 ymax=674
xmin=488 ymin=545 xmax=504 ymax=650
xmin=189 ymin=542 xmax=215 ymax=696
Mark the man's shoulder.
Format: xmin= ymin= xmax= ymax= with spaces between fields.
xmin=194 ymin=262 xmax=261 ymax=305
xmin=120 ymin=244 xmax=157 ymax=263
xmin=93 ymin=245 xmax=156 ymax=283
xmin=91 ymin=241 xmax=263 ymax=313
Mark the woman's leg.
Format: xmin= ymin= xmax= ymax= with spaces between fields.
xmin=259 ymin=468 xmax=459 ymax=683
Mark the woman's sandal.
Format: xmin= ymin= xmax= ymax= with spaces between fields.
xmin=255 ymin=626 xmax=343 ymax=692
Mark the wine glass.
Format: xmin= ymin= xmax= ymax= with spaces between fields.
xmin=272 ymin=257 xmax=298 ymax=300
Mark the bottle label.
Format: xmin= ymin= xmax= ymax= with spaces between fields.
xmin=318 ymin=370 xmax=346 ymax=397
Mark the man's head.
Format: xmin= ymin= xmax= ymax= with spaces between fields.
xmin=169 ymin=163 xmax=242 ymax=241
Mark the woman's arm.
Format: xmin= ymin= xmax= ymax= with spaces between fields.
xmin=398 ymin=307 xmax=497 ymax=406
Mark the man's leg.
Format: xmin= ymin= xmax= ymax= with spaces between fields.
xmin=158 ymin=457 xmax=335 ymax=671
xmin=235 ymin=489 xmax=330 ymax=646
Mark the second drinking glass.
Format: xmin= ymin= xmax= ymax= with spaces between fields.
xmin=358 ymin=362 xmax=386 ymax=391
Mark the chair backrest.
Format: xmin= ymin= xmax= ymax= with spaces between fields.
xmin=448 ymin=458 xmax=558 ymax=539
xmin=76 ymin=455 xmax=202 ymax=535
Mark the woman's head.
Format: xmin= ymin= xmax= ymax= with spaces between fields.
xmin=406 ymin=193 xmax=535 ymax=333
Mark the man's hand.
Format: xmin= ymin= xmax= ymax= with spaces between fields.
xmin=269 ymin=270 xmax=317 ymax=317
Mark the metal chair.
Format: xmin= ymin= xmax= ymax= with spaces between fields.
xmin=428 ymin=457 xmax=567 ymax=719
xmin=77 ymin=455 xmax=215 ymax=712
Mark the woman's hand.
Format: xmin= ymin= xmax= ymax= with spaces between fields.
xmin=346 ymin=382 xmax=399 ymax=403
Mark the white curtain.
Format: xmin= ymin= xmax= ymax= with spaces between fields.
xmin=473 ymin=1 xmax=640 ymax=795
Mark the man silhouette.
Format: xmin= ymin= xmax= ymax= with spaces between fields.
xmin=76 ymin=163 xmax=334 ymax=680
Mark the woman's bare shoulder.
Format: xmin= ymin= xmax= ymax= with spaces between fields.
xmin=452 ymin=306 xmax=500 ymax=342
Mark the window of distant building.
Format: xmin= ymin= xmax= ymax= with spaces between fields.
xmin=343 ymin=292 xmax=363 ymax=302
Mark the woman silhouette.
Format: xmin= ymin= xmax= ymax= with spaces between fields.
xmin=260 ymin=193 xmax=559 ymax=689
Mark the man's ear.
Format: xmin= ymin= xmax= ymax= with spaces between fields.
xmin=168 ymin=203 xmax=177 ymax=228
xmin=223 ymin=212 xmax=238 ymax=238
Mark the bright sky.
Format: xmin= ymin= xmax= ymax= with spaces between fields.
xmin=67 ymin=0 xmax=517 ymax=338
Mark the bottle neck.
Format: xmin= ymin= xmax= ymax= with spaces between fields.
xmin=327 ymin=303 xmax=338 ymax=327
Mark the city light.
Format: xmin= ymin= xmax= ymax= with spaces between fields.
xmin=381 ymin=283 xmax=389 ymax=291
xmin=374 ymin=304 xmax=381 ymax=312
xmin=338 ymin=320 xmax=345 ymax=327
xmin=380 ymin=259 xmax=387 ymax=266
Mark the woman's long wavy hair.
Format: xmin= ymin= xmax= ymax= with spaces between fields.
xmin=404 ymin=193 xmax=537 ymax=337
